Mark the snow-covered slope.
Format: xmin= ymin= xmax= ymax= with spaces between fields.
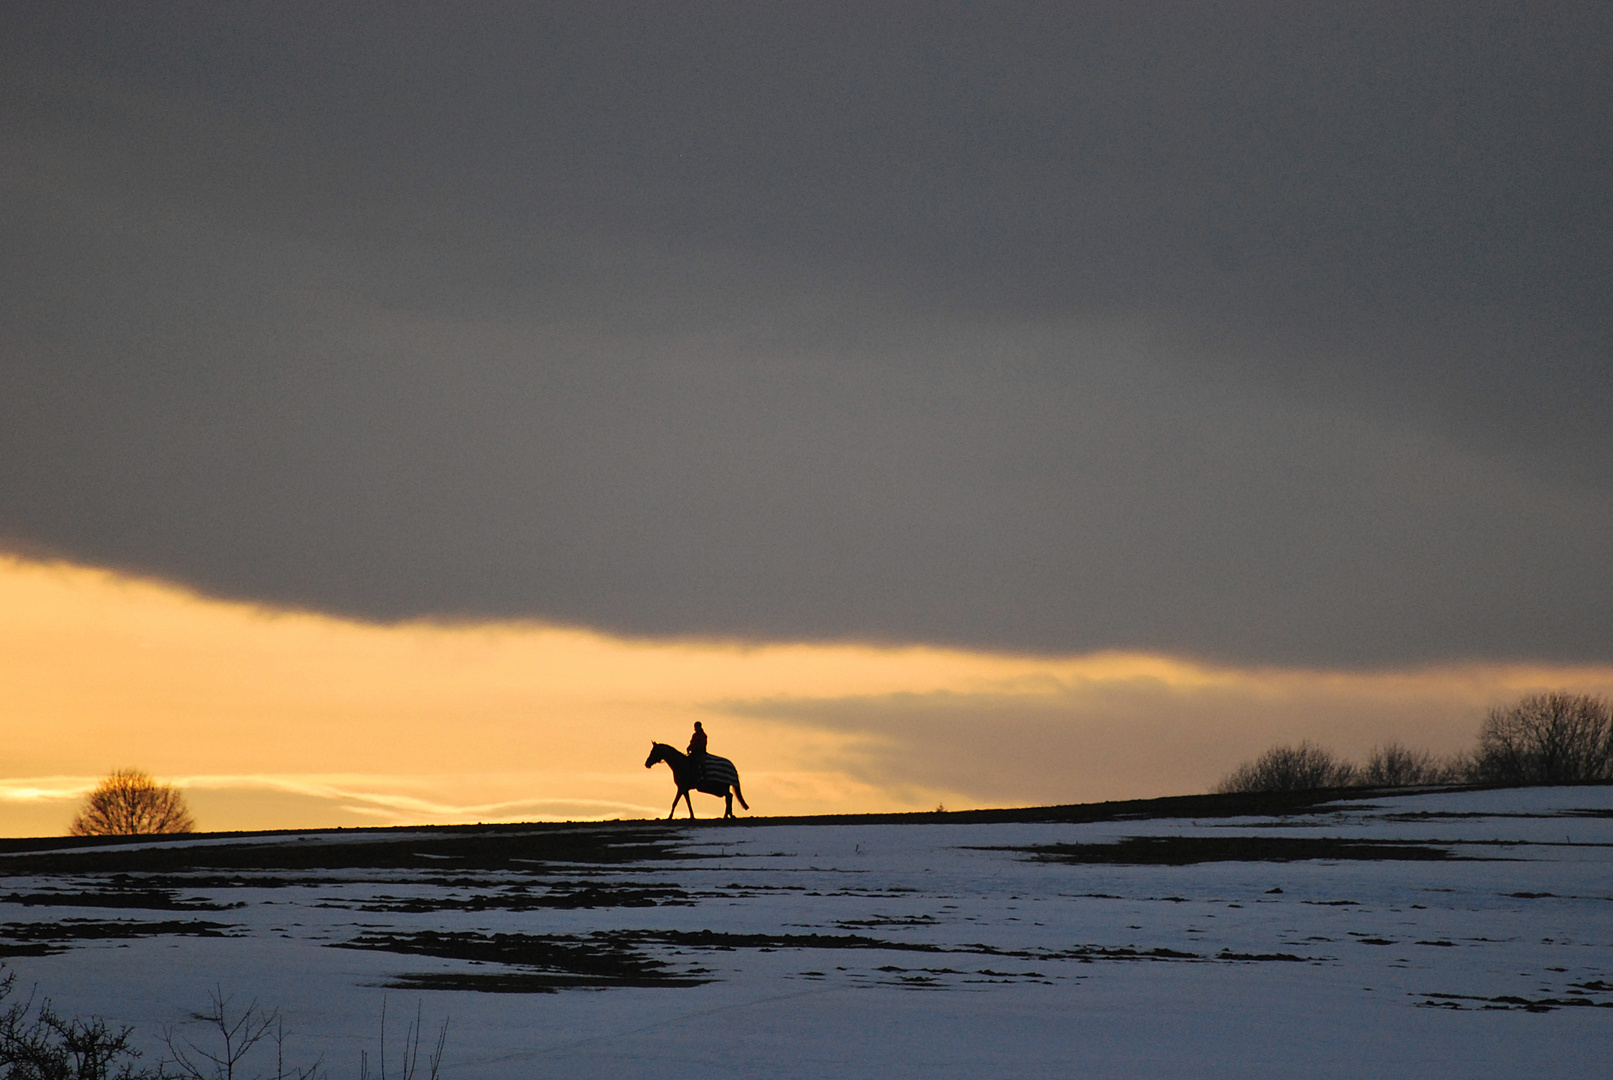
xmin=3 ymin=785 xmax=1610 ymax=1078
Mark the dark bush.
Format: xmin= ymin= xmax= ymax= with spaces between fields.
xmin=0 ymin=967 xmax=162 ymax=1080
xmin=1472 ymin=692 xmax=1613 ymax=785
xmin=1359 ymin=743 xmax=1451 ymax=787
xmin=1216 ymin=742 xmax=1356 ymax=793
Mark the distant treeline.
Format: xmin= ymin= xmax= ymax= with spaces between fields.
xmin=1218 ymin=692 xmax=1613 ymax=794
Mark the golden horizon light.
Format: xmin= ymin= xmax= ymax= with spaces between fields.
xmin=4 ymin=553 xmax=1612 ymax=837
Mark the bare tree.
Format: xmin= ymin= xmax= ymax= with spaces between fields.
xmin=1216 ymin=742 xmax=1356 ymax=793
xmin=69 ymin=769 xmax=195 ymax=836
xmin=163 ymin=990 xmax=279 ymax=1080
xmin=1473 ymin=692 xmax=1613 ymax=785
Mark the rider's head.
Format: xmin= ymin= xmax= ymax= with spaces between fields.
xmin=693 ymin=722 xmax=704 ymax=731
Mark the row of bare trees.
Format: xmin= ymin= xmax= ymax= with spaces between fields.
xmin=1218 ymin=692 xmax=1613 ymax=794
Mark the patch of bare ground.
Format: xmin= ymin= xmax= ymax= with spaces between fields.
xmin=339 ymin=882 xmax=691 ymax=912
xmin=335 ymin=929 xmax=715 ymax=992
xmin=989 ymin=835 xmax=1459 ymax=865
xmin=1417 ymin=992 xmax=1613 ymax=1012
xmin=0 ymin=825 xmax=694 ymax=876
xmin=0 ymin=918 xmax=240 ymax=956
xmin=332 ymin=924 xmax=1330 ymax=994
xmin=3 ymin=887 xmax=239 ymax=911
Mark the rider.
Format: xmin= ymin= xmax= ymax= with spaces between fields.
xmin=687 ymin=722 xmax=708 ymax=781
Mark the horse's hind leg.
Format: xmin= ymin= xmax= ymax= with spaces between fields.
xmin=732 ymin=780 xmax=749 ymax=811
xmin=724 ymin=793 xmax=734 ymax=819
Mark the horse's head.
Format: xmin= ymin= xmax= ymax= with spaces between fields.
xmin=645 ymin=742 xmax=665 ymax=769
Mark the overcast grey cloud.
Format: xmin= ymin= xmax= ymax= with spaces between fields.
xmin=2 ymin=2 xmax=1610 ymax=665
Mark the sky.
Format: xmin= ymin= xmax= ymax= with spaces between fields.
xmin=2 ymin=4 xmax=1610 ymax=833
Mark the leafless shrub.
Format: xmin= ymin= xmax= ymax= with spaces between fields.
xmin=0 ymin=965 xmax=162 ymax=1080
xmin=3 ymin=974 xmax=446 ymax=1080
xmin=1433 ymin=750 xmax=1478 ymax=785
xmin=163 ymin=990 xmax=444 ymax=1080
xmin=1472 ymin=692 xmax=1613 ymax=785
xmin=359 ymin=999 xmax=445 ymax=1080
xmin=1358 ymin=743 xmax=1444 ymax=787
xmin=69 ymin=770 xmax=194 ymax=837
xmin=1216 ymin=742 xmax=1357 ymax=793
xmin=163 ymin=988 xmax=314 ymax=1080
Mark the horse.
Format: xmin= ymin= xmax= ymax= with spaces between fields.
xmin=645 ymin=742 xmax=749 ymax=820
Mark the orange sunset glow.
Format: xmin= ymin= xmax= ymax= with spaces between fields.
xmin=6 ymin=553 xmax=1612 ymax=837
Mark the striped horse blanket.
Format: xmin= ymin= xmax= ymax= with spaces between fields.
xmin=693 ymin=753 xmax=739 ymax=796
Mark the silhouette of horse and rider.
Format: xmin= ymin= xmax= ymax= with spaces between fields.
xmin=645 ymin=721 xmax=749 ymax=819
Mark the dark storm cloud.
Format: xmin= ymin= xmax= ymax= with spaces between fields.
xmin=1 ymin=3 xmax=1610 ymax=664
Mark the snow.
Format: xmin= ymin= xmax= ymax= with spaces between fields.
xmin=3 ymin=785 xmax=1611 ymax=1078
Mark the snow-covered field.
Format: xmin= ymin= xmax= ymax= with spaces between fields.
xmin=3 ymin=785 xmax=1610 ymax=1078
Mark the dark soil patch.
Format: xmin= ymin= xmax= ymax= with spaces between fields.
xmin=0 ymin=825 xmax=692 ymax=878
xmin=3 ymin=889 xmax=239 ymax=911
xmin=336 ymin=927 xmax=1216 ymax=994
xmin=1057 ymin=945 xmax=1200 ymax=961
xmin=997 ymin=836 xmax=1457 ymax=865
xmin=380 ymin=970 xmax=710 ymax=993
xmin=1 ymin=918 xmax=240 ymax=940
xmin=0 ymin=918 xmax=240 ymax=955
xmin=0 ymin=942 xmax=60 ymax=958
xmin=1418 ymin=992 xmax=1613 ymax=1012
xmin=350 ymin=882 xmax=689 ymax=912
xmin=1216 ymin=950 xmax=1313 ymax=962
xmin=644 ymin=929 xmax=950 ymax=954
xmin=649 ymin=934 xmax=1205 ymax=963
xmin=334 ymin=929 xmax=708 ymax=989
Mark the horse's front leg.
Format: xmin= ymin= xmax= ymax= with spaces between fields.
xmin=684 ymin=790 xmax=697 ymax=819
xmin=668 ymin=788 xmax=684 ymax=820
